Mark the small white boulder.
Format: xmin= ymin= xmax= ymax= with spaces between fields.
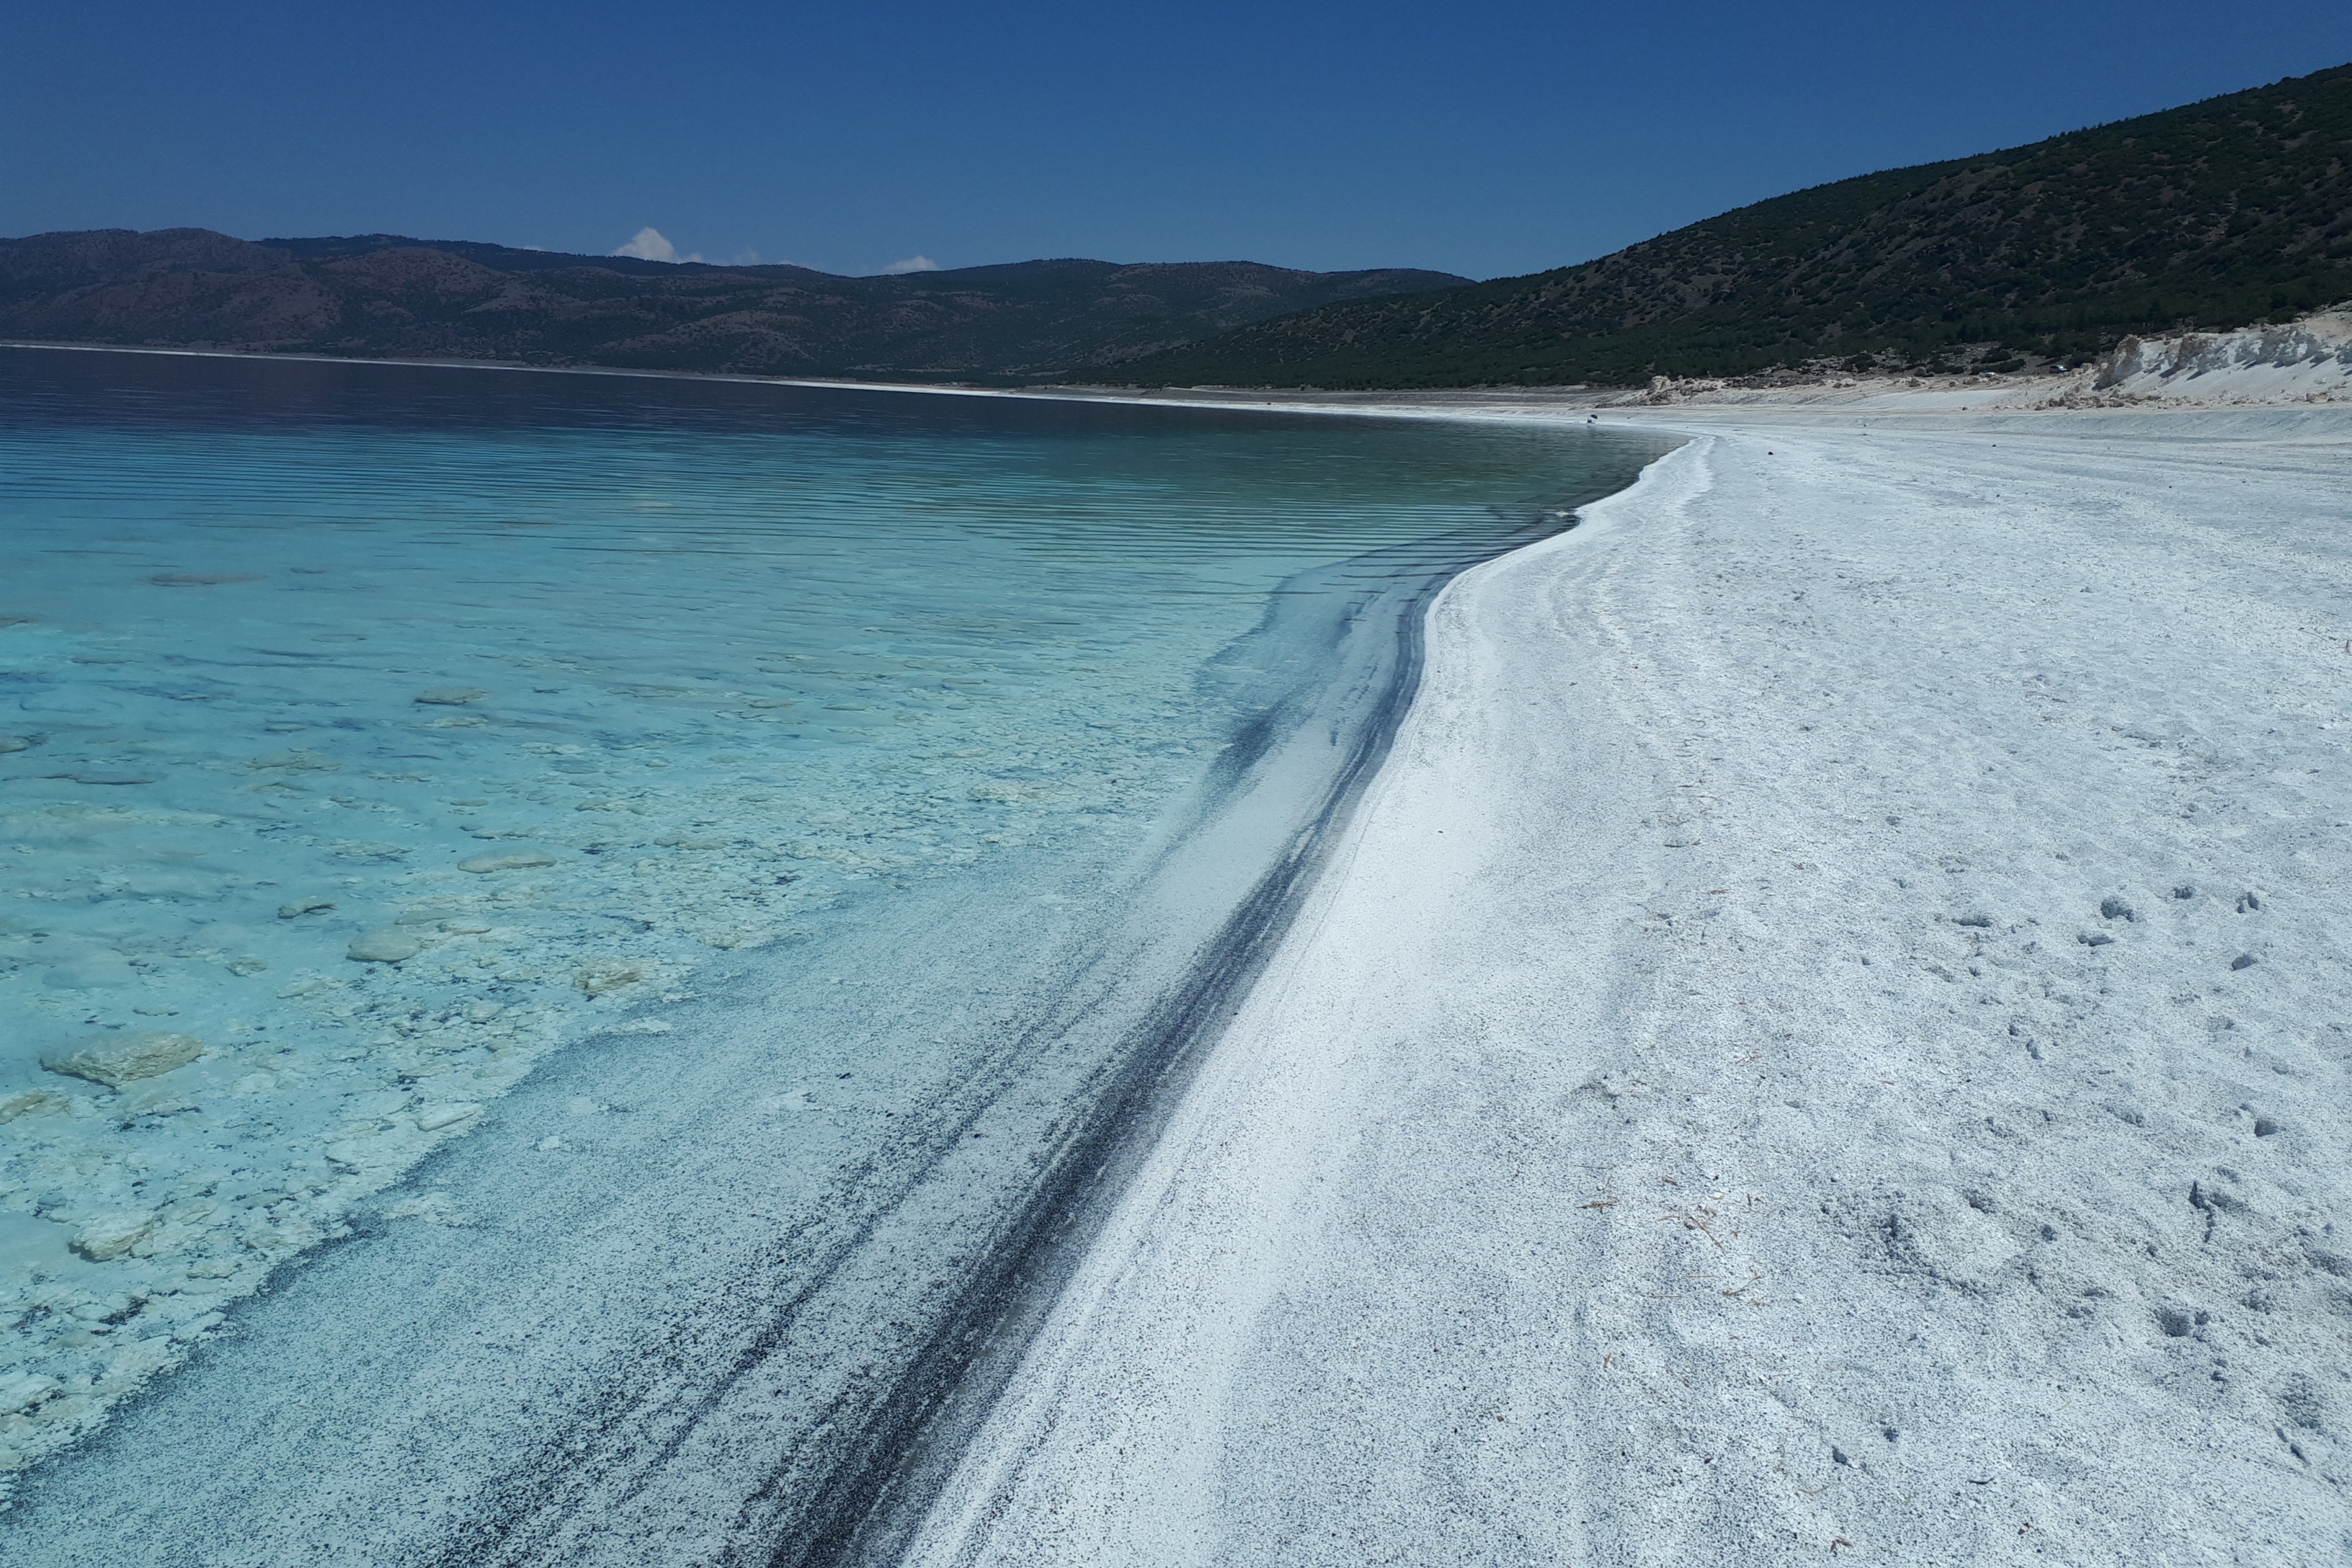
xmin=347 ymin=930 xmax=424 ymax=963
xmin=575 ymin=960 xmax=646 ymax=997
xmin=72 ymin=1212 xmax=156 ymax=1262
xmin=41 ymin=1031 xmax=202 ymax=1089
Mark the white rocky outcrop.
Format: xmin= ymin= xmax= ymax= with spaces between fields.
xmin=2088 ymin=309 xmax=2352 ymax=401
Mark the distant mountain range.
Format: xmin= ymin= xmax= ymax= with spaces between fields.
xmin=0 ymin=230 xmax=1464 ymax=382
xmin=9 ymin=64 xmax=2346 ymax=392
xmin=1118 ymin=63 xmax=2352 ymax=388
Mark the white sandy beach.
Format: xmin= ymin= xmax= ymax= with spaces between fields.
xmin=900 ymin=378 xmax=2352 ymax=1562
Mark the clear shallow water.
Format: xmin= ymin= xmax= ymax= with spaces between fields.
xmin=0 ymin=348 xmax=1663 ymax=1530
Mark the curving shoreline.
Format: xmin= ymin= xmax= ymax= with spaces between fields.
xmin=9 ymin=342 xmax=2343 ymax=1561
xmin=0 ymin=354 xmax=1664 ymax=1564
xmin=792 ymin=517 xmax=1656 ymax=1568
xmin=898 ymin=398 xmax=2352 ymax=1565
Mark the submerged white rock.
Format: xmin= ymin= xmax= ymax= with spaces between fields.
xmin=347 ymin=930 xmax=424 ymax=963
xmin=40 ymin=1031 xmax=203 ymax=1088
xmin=69 ymin=1212 xmax=157 ymax=1262
xmin=574 ymin=960 xmax=645 ymax=997
xmin=0 ymin=1090 xmax=71 ymax=1122
xmin=458 ymin=852 xmax=558 ymax=873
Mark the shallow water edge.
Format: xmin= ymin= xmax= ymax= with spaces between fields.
xmin=811 ymin=535 xmax=1494 ymax=1566
xmin=0 ymin=348 xmax=1672 ymax=1562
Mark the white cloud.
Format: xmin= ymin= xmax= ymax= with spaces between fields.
xmin=881 ymin=255 xmax=940 ymax=274
xmin=613 ymin=227 xmax=703 ymax=264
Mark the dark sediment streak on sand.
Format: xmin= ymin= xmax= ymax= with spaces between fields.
xmin=789 ymin=533 xmax=1477 ymax=1568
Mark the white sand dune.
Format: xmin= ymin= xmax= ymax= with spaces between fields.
xmin=903 ymin=398 xmax=2351 ymax=1564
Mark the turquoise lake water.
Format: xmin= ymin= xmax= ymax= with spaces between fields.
xmin=0 ymin=347 xmax=1665 ymax=1550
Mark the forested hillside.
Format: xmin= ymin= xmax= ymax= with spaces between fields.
xmin=1114 ymin=64 xmax=2352 ymax=388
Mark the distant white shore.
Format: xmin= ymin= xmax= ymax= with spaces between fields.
xmin=14 ymin=306 xmax=2349 ymax=418
xmin=900 ymin=383 xmax=2352 ymax=1563
xmin=0 ymin=337 xmax=1047 ymax=403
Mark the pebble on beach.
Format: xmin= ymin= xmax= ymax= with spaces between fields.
xmin=40 ymin=1031 xmax=204 ymax=1089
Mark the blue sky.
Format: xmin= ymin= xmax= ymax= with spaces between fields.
xmin=4 ymin=1 xmax=2348 ymax=280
